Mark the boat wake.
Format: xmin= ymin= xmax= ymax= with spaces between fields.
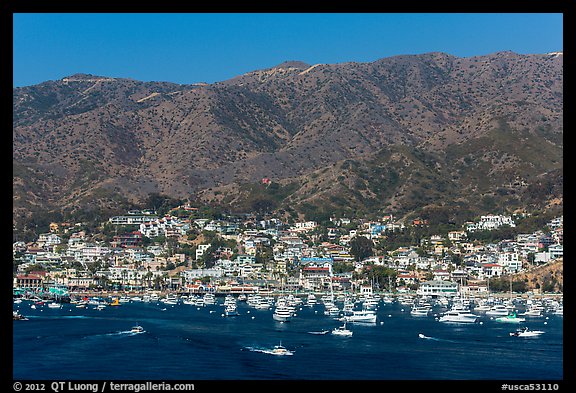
xmin=418 ymin=333 xmax=455 ymax=342
xmin=88 ymin=330 xmax=146 ymax=339
xmin=243 ymin=346 xmax=294 ymax=356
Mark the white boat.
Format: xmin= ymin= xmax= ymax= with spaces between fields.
xmin=382 ymin=296 xmax=394 ymax=304
xmin=323 ymin=302 xmax=340 ymax=316
xmin=332 ymin=322 xmax=353 ymax=337
xmin=519 ymin=307 xmax=544 ymax=317
xmin=13 ymin=311 xmax=28 ymax=320
xmin=47 ymin=302 xmax=61 ymax=309
xmin=224 ymin=303 xmax=239 ymax=316
xmin=510 ymin=327 xmax=545 ymax=337
xmin=130 ymin=324 xmax=144 ymax=333
xmin=203 ymin=293 xmax=216 ymax=305
xmin=119 ymin=296 xmax=131 ymax=303
xmin=273 ymin=305 xmax=292 ymax=322
xmin=344 ymin=309 xmax=377 ymax=323
xmin=410 ymin=306 xmax=432 ymax=317
xmin=306 ymin=293 xmax=317 ymax=307
xmin=161 ymin=295 xmax=178 ymax=305
xmin=485 ymin=304 xmax=510 ymax=317
xmin=270 ymin=343 xmax=294 ymax=356
xmin=362 ymin=296 xmax=380 ymax=310
xmin=438 ymin=310 xmax=479 ymax=323
xmin=553 ymin=306 xmax=563 ymax=316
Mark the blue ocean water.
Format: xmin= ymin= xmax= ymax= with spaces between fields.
xmin=13 ymin=297 xmax=563 ymax=381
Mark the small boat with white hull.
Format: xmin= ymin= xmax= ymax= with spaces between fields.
xmin=510 ymin=327 xmax=545 ymax=337
xmin=332 ymin=322 xmax=353 ymax=337
xmin=13 ymin=311 xmax=28 ymax=320
xmin=270 ymin=342 xmax=294 ymax=356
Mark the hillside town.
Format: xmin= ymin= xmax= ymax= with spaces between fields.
xmin=13 ymin=205 xmax=563 ymax=300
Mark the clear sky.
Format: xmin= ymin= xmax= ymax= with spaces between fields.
xmin=13 ymin=13 xmax=563 ymax=88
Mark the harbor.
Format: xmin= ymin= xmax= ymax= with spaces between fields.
xmin=13 ymin=290 xmax=563 ymax=380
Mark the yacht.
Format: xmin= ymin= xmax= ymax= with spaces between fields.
xmin=306 ymin=293 xmax=318 ymax=307
xmin=323 ymin=302 xmax=340 ymax=317
xmin=410 ymin=306 xmax=432 ymax=317
xmin=473 ymin=303 xmax=492 ymax=313
xmin=485 ymin=304 xmax=510 ymax=317
xmin=224 ymin=303 xmax=239 ymax=316
xmin=202 ymin=293 xmax=216 ymax=305
xmin=438 ymin=310 xmax=479 ymax=323
xmin=270 ymin=343 xmax=294 ymax=356
xmin=344 ymin=309 xmax=377 ymax=323
xmin=553 ymin=305 xmax=563 ymax=316
xmin=519 ymin=307 xmax=544 ymax=317
xmin=130 ymin=324 xmax=144 ymax=333
xmin=362 ymin=296 xmax=380 ymax=310
xmin=273 ymin=305 xmax=292 ymax=322
xmin=161 ymin=294 xmax=178 ymax=305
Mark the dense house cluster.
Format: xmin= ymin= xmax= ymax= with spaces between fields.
xmin=13 ymin=209 xmax=563 ymax=296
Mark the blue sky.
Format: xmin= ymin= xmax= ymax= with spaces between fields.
xmin=13 ymin=13 xmax=563 ymax=87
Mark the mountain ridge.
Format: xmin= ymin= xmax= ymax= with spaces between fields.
xmin=13 ymin=51 xmax=563 ymax=231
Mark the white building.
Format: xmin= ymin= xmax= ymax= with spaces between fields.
xmin=416 ymin=280 xmax=459 ymax=298
xmin=196 ymin=244 xmax=211 ymax=260
xmin=467 ymin=214 xmax=516 ymax=232
xmin=497 ymin=252 xmax=522 ymax=273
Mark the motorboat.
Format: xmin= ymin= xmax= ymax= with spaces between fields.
xmin=323 ymin=302 xmax=340 ymax=316
xmin=270 ymin=343 xmax=294 ymax=356
xmin=224 ymin=303 xmax=239 ymax=316
xmin=130 ymin=324 xmax=145 ymax=333
xmin=510 ymin=327 xmax=545 ymax=337
xmin=553 ymin=305 xmax=563 ymax=316
xmin=495 ymin=312 xmax=525 ymax=323
xmin=485 ymin=304 xmax=510 ymax=317
xmin=203 ymin=293 xmax=216 ymax=305
xmin=410 ymin=306 xmax=432 ymax=317
xmin=273 ymin=305 xmax=292 ymax=322
xmin=306 ymin=293 xmax=317 ymax=307
xmin=344 ymin=309 xmax=377 ymax=323
xmin=519 ymin=307 xmax=544 ymax=317
xmin=332 ymin=322 xmax=353 ymax=337
xmin=47 ymin=302 xmax=61 ymax=309
xmin=13 ymin=311 xmax=28 ymax=320
xmin=438 ymin=310 xmax=479 ymax=323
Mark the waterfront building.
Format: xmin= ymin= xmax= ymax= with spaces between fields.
xmin=416 ymin=279 xmax=459 ymax=298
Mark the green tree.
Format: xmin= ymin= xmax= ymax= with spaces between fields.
xmin=349 ymin=236 xmax=374 ymax=262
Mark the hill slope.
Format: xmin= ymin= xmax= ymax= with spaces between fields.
xmin=13 ymin=51 xmax=563 ymax=228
